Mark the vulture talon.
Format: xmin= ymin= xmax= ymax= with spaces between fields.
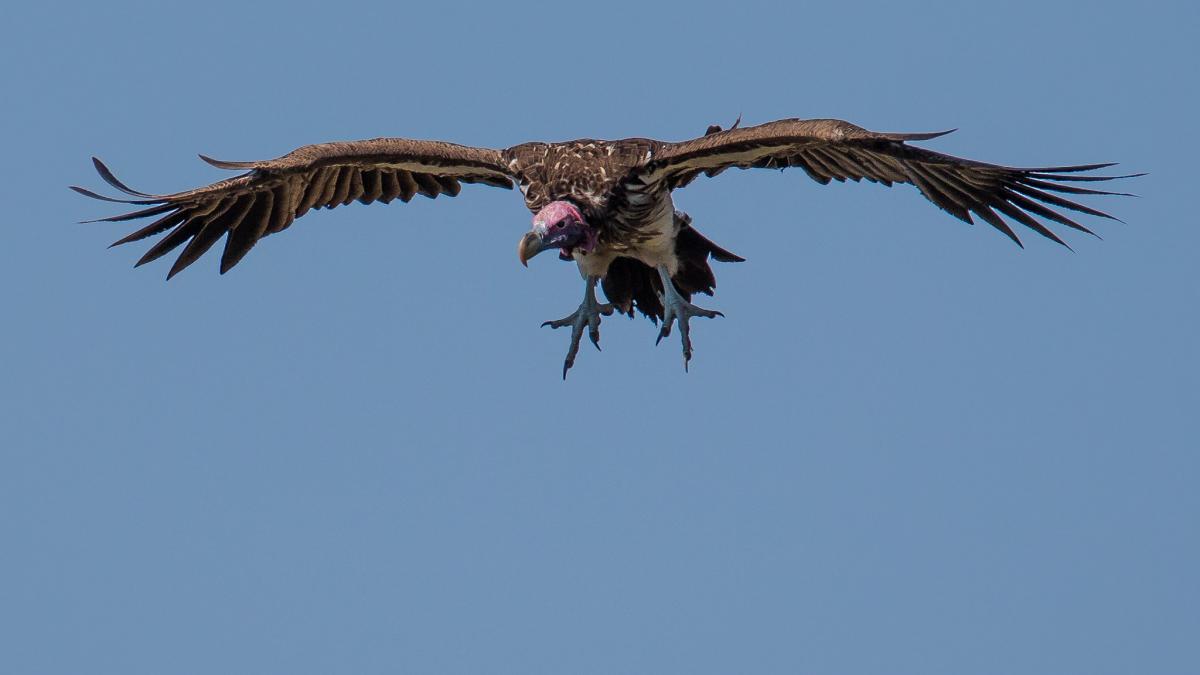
xmin=656 ymin=265 xmax=723 ymax=371
xmin=542 ymin=276 xmax=612 ymax=379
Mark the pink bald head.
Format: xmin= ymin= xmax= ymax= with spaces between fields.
xmin=526 ymin=200 xmax=597 ymax=257
xmin=532 ymin=201 xmax=585 ymax=231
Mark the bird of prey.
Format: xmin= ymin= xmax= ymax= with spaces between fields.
xmin=73 ymin=117 xmax=1136 ymax=377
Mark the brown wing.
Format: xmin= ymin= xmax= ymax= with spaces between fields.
xmin=633 ymin=118 xmax=1139 ymax=247
xmin=73 ymin=138 xmax=516 ymax=278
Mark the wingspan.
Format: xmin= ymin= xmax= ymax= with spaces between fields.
xmin=634 ymin=118 xmax=1140 ymax=247
xmin=74 ymin=138 xmax=515 ymax=278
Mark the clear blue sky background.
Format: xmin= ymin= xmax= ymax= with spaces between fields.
xmin=2 ymin=1 xmax=1196 ymax=673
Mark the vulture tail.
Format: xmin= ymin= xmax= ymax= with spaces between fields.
xmin=601 ymin=211 xmax=743 ymax=322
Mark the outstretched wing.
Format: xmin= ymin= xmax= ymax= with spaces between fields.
xmin=73 ymin=138 xmax=516 ymax=278
xmin=632 ymin=118 xmax=1138 ymax=247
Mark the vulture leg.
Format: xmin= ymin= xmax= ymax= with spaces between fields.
xmin=654 ymin=265 xmax=723 ymax=371
xmin=541 ymin=276 xmax=614 ymax=380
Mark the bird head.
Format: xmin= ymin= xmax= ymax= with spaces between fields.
xmin=518 ymin=201 xmax=597 ymax=266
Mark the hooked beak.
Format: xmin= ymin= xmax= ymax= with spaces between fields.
xmin=518 ymin=231 xmax=553 ymax=267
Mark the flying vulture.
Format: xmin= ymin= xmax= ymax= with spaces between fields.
xmin=73 ymin=117 xmax=1137 ymax=377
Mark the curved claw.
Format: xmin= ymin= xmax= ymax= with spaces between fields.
xmin=654 ymin=267 xmax=724 ymax=371
xmin=541 ymin=277 xmax=611 ymax=379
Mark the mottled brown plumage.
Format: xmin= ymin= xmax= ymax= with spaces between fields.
xmin=74 ymin=117 xmax=1137 ymax=372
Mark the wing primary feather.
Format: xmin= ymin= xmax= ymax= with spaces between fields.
xmin=108 ymin=210 xmax=189 ymax=248
xmin=92 ymin=157 xmax=159 ymax=198
xmin=1015 ymin=162 xmax=1117 ymax=173
xmin=1006 ymin=182 xmax=1122 ymax=222
xmin=904 ymin=166 xmax=974 ymax=224
xmin=1003 ymin=190 xmax=1098 ymax=237
xmin=910 ymin=164 xmax=984 ymax=214
xmin=877 ymin=129 xmax=956 ymax=141
xmin=142 ymin=200 xmax=236 ymax=273
xmin=1026 ymin=171 xmax=1145 ymax=182
xmin=198 ymin=154 xmax=261 ymax=170
xmin=915 ymin=164 xmax=978 ymax=201
xmin=187 ymin=196 xmax=238 ymax=235
xmin=1019 ymin=177 xmax=1135 ymax=197
xmin=168 ymin=219 xmax=227 ymax=280
xmin=215 ymin=192 xmax=258 ymax=233
xmin=969 ymin=204 xmax=1023 ymax=247
xmin=135 ymin=220 xmax=205 ymax=268
xmin=82 ymin=202 xmax=175 ymax=223
xmin=164 ymin=194 xmax=255 ymax=278
xmin=69 ymin=185 xmax=162 ymax=205
xmin=220 ymin=190 xmax=274 ymax=274
xmin=989 ymin=200 xmax=1072 ymax=250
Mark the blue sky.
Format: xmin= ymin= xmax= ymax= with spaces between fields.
xmin=2 ymin=1 xmax=1196 ymax=673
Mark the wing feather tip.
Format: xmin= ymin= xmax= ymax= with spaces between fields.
xmin=92 ymin=156 xmax=157 ymax=197
xmin=888 ymin=128 xmax=956 ymax=142
xmin=135 ymin=249 xmax=167 ymax=269
xmin=90 ymin=156 xmax=108 ymax=174
xmin=69 ymin=184 xmax=158 ymax=205
xmin=199 ymin=153 xmax=260 ymax=170
xmin=1026 ymin=162 xmax=1119 ymax=173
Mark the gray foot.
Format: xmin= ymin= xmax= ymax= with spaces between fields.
xmin=655 ymin=266 xmax=723 ymax=371
xmin=542 ymin=276 xmax=614 ymax=379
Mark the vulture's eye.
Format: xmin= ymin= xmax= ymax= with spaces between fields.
xmin=555 ymin=221 xmax=566 ymax=229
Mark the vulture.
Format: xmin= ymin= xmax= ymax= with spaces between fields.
xmin=73 ymin=117 xmax=1137 ymax=377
